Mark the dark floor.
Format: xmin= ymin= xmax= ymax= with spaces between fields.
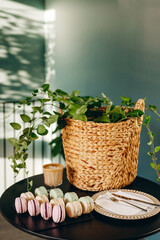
xmin=0 ymin=212 xmax=41 ymax=240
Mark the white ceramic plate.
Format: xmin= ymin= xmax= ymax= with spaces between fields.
xmin=92 ymin=189 xmax=160 ymax=220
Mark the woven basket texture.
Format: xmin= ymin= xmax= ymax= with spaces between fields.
xmin=62 ymin=99 xmax=145 ymax=191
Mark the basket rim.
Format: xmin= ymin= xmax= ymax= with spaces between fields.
xmin=64 ymin=116 xmax=137 ymax=127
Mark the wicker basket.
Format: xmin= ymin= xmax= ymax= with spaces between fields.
xmin=62 ymin=99 xmax=145 ymax=191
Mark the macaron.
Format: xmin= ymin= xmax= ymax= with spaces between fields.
xmin=79 ymin=196 xmax=94 ymax=214
xmin=52 ymin=204 xmax=66 ymax=223
xmin=15 ymin=197 xmax=28 ymax=214
xmin=20 ymin=191 xmax=34 ymax=201
xmin=35 ymin=186 xmax=48 ymax=197
xmin=40 ymin=202 xmax=52 ymax=220
xmin=50 ymin=188 xmax=64 ymax=199
xmin=36 ymin=195 xmax=49 ymax=204
xmin=64 ymin=192 xmax=78 ymax=204
xmin=28 ymin=199 xmax=40 ymax=216
xmin=50 ymin=198 xmax=65 ymax=207
xmin=66 ymin=201 xmax=82 ymax=218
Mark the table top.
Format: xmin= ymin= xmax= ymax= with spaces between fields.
xmin=0 ymin=171 xmax=160 ymax=240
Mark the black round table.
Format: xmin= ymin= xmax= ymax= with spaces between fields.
xmin=0 ymin=171 xmax=160 ymax=240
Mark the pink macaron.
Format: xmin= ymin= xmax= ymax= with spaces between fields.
xmin=41 ymin=202 xmax=52 ymax=220
xmin=52 ymin=204 xmax=66 ymax=223
xmin=15 ymin=197 xmax=28 ymax=214
xmin=28 ymin=199 xmax=40 ymax=216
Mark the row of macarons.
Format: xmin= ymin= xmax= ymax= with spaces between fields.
xmin=15 ymin=186 xmax=94 ymax=222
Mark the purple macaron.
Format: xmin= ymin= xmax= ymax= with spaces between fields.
xmin=28 ymin=199 xmax=40 ymax=216
xmin=52 ymin=204 xmax=66 ymax=223
xmin=15 ymin=197 xmax=28 ymax=214
xmin=41 ymin=202 xmax=52 ymax=220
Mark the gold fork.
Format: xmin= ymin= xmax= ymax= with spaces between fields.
xmin=110 ymin=196 xmax=148 ymax=212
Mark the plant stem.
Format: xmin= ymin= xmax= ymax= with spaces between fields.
xmin=145 ymin=123 xmax=160 ymax=179
xmin=154 ymin=110 xmax=160 ymax=118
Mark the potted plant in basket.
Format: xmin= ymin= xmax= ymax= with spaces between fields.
xmin=8 ymin=84 xmax=160 ymax=191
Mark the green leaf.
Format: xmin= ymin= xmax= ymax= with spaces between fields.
xmin=109 ymin=106 xmax=123 ymax=115
xmin=47 ymin=115 xmax=58 ymax=124
xmin=14 ymin=153 xmax=22 ymax=160
xmin=147 ymin=105 xmax=158 ymax=112
xmin=29 ymin=132 xmax=39 ymax=140
xmin=68 ymin=103 xmax=81 ymax=115
xmin=41 ymin=116 xmax=48 ymax=121
xmin=101 ymin=94 xmax=112 ymax=106
xmin=33 ymin=89 xmax=38 ymax=94
xmin=17 ymin=164 xmax=24 ymax=169
xmin=120 ymin=96 xmax=135 ymax=106
xmin=26 ymin=96 xmax=32 ymax=100
xmin=8 ymin=138 xmax=17 ymax=146
xmin=44 ymin=122 xmax=50 ymax=128
xmin=50 ymin=136 xmax=62 ymax=145
xmin=29 ymin=180 xmax=33 ymax=188
xmin=76 ymin=105 xmax=87 ymax=115
xmin=57 ymin=117 xmax=67 ymax=129
xmin=120 ymin=96 xmax=131 ymax=103
xmin=10 ymin=122 xmax=21 ymax=130
xmin=27 ymin=180 xmax=33 ymax=191
xmin=20 ymin=114 xmax=31 ymax=122
xmin=73 ymin=114 xmax=87 ymax=122
xmin=37 ymin=125 xmax=48 ymax=136
xmin=19 ymin=99 xmax=26 ymax=105
xmin=147 ymin=140 xmax=153 ymax=146
xmin=157 ymin=176 xmax=160 ymax=181
xmin=43 ymin=111 xmax=51 ymax=115
xmin=71 ymin=90 xmax=80 ymax=97
xmin=155 ymin=146 xmax=160 ymax=153
xmin=157 ymin=164 xmax=160 ymax=170
xmin=71 ymin=96 xmax=85 ymax=105
xmin=84 ymin=97 xmax=94 ymax=104
xmin=11 ymin=167 xmax=19 ymax=174
xmin=55 ymin=89 xmax=69 ymax=98
xmin=126 ymin=109 xmax=144 ymax=118
xmin=22 ymin=127 xmax=31 ymax=136
xmin=102 ymin=93 xmax=108 ymax=99
xmin=42 ymin=84 xmax=50 ymax=92
xmin=49 ymin=135 xmax=65 ymax=159
xmin=48 ymin=90 xmax=57 ymax=100
xmin=37 ymin=125 xmax=47 ymax=134
xmin=148 ymin=152 xmax=154 ymax=156
xmin=26 ymin=102 xmax=31 ymax=106
xmin=144 ymin=115 xmax=151 ymax=125
xmin=32 ymin=106 xmax=42 ymax=113
xmin=58 ymin=98 xmax=72 ymax=107
xmin=39 ymin=98 xmax=51 ymax=104
xmin=150 ymin=163 xmax=156 ymax=169
xmin=94 ymin=115 xmax=110 ymax=123
xmin=23 ymin=153 xmax=28 ymax=160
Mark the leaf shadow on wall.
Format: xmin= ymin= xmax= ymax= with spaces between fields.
xmin=0 ymin=0 xmax=45 ymax=101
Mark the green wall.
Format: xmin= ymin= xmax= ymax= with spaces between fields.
xmin=0 ymin=0 xmax=45 ymax=101
xmin=46 ymin=0 xmax=160 ymax=183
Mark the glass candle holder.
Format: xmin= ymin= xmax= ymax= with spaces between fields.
xmin=43 ymin=163 xmax=64 ymax=187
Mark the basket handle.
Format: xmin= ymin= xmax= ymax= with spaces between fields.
xmin=135 ymin=99 xmax=145 ymax=125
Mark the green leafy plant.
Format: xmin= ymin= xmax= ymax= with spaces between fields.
xmin=8 ymin=84 xmax=160 ymax=190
